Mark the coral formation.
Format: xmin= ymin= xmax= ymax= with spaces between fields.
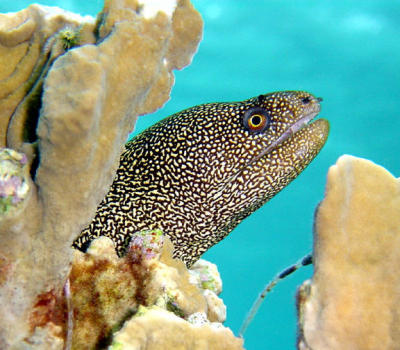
xmin=0 ymin=0 xmax=202 ymax=348
xmin=110 ymin=307 xmax=243 ymax=350
xmin=297 ymin=155 xmax=400 ymax=350
xmin=70 ymin=234 xmax=242 ymax=348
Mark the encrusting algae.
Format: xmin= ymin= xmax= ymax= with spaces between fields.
xmin=0 ymin=148 xmax=30 ymax=214
xmin=70 ymin=233 xmax=241 ymax=349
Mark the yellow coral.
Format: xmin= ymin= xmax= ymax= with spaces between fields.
xmin=298 ymin=155 xmax=400 ymax=350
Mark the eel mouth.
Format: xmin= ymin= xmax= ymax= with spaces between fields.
xmin=265 ymin=109 xmax=321 ymax=155
xmin=222 ymin=96 xmax=328 ymax=186
xmin=249 ymin=102 xmax=323 ymax=166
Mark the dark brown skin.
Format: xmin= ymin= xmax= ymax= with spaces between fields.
xmin=73 ymin=91 xmax=329 ymax=267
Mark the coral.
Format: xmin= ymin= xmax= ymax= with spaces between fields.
xmin=0 ymin=148 xmax=29 ymax=213
xmin=0 ymin=0 xmax=202 ymax=348
xmin=297 ymin=155 xmax=400 ymax=350
xmin=189 ymin=259 xmax=226 ymax=322
xmin=190 ymin=259 xmax=223 ymax=295
xmin=202 ymin=289 xmax=227 ymax=323
xmin=129 ymin=229 xmax=164 ymax=263
xmin=110 ymin=307 xmax=243 ymax=350
xmin=69 ymin=234 xmax=242 ymax=348
xmin=0 ymin=5 xmax=96 ymax=148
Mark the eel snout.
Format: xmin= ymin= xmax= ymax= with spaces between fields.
xmin=249 ymin=91 xmax=328 ymax=166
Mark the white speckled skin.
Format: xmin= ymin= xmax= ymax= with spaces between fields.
xmin=74 ymin=91 xmax=329 ymax=266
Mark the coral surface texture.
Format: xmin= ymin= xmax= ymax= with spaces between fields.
xmin=70 ymin=236 xmax=243 ymax=349
xmin=297 ymin=155 xmax=400 ymax=350
xmin=0 ymin=0 xmax=203 ymax=348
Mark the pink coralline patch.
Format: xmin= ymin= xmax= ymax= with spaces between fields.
xmin=128 ymin=229 xmax=164 ymax=263
xmin=19 ymin=154 xmax=27 ymax=165
xmin=0 ymin=176 xmax=23 ymax=202
xmin=0 ymin=148 xmax=30 ymax=213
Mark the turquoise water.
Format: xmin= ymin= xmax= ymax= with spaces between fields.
xmin=3 ymin=1 xmax=400 ymax=349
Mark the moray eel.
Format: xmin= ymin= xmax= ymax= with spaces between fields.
xmin=73 ymin=91 xmax=329 ymax=267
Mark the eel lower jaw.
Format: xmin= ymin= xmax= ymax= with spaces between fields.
xmin=266 ymin=110 xmax=321 ymax=153
xmin=220 ymin=104 xmax=325 ymax=186
xmin=250 ymin=109 xmax=322 ymax=165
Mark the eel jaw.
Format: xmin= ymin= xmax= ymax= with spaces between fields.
xmin=220 ymin=99 xmax=328 ymax=186
xmin=249 ymin=105 xmax=322 ymax=167
xmin=267 ymin=109 xmax=321 ymax=153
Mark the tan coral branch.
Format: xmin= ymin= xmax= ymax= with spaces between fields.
xmin=297 ymin=155 xmax=400 ymax=350
xmin=0 ymin=1 xmax=203 ymax=348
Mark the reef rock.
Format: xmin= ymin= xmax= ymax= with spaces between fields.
xmin=110 ymin=307 xmax=243 ymax=350
xmin=297 ymin=155 xmax=400 ymax=350
xmin=0 ymin=0 xmax=202 ymax=348
xmin=70 ymin=234 xmax=242 ymax=349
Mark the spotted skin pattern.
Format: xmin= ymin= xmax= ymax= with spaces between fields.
xmin=73 ymin=91 xmax=329 ymax=267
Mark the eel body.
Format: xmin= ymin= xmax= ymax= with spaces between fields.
xmin=73 ymin=91 xmax=329 ymax=267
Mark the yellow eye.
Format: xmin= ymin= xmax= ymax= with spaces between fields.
xmin=243 ymin=107 xmax=270 ymax=133
xmin=248 ymin=114 xmax=266 ymax=129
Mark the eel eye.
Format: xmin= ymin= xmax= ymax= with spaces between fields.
xmin=243 ymin=107 xmax=270 ymax=133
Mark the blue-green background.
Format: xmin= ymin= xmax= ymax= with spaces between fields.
xmin=3 ymin=1 xmax=400 ymax=349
